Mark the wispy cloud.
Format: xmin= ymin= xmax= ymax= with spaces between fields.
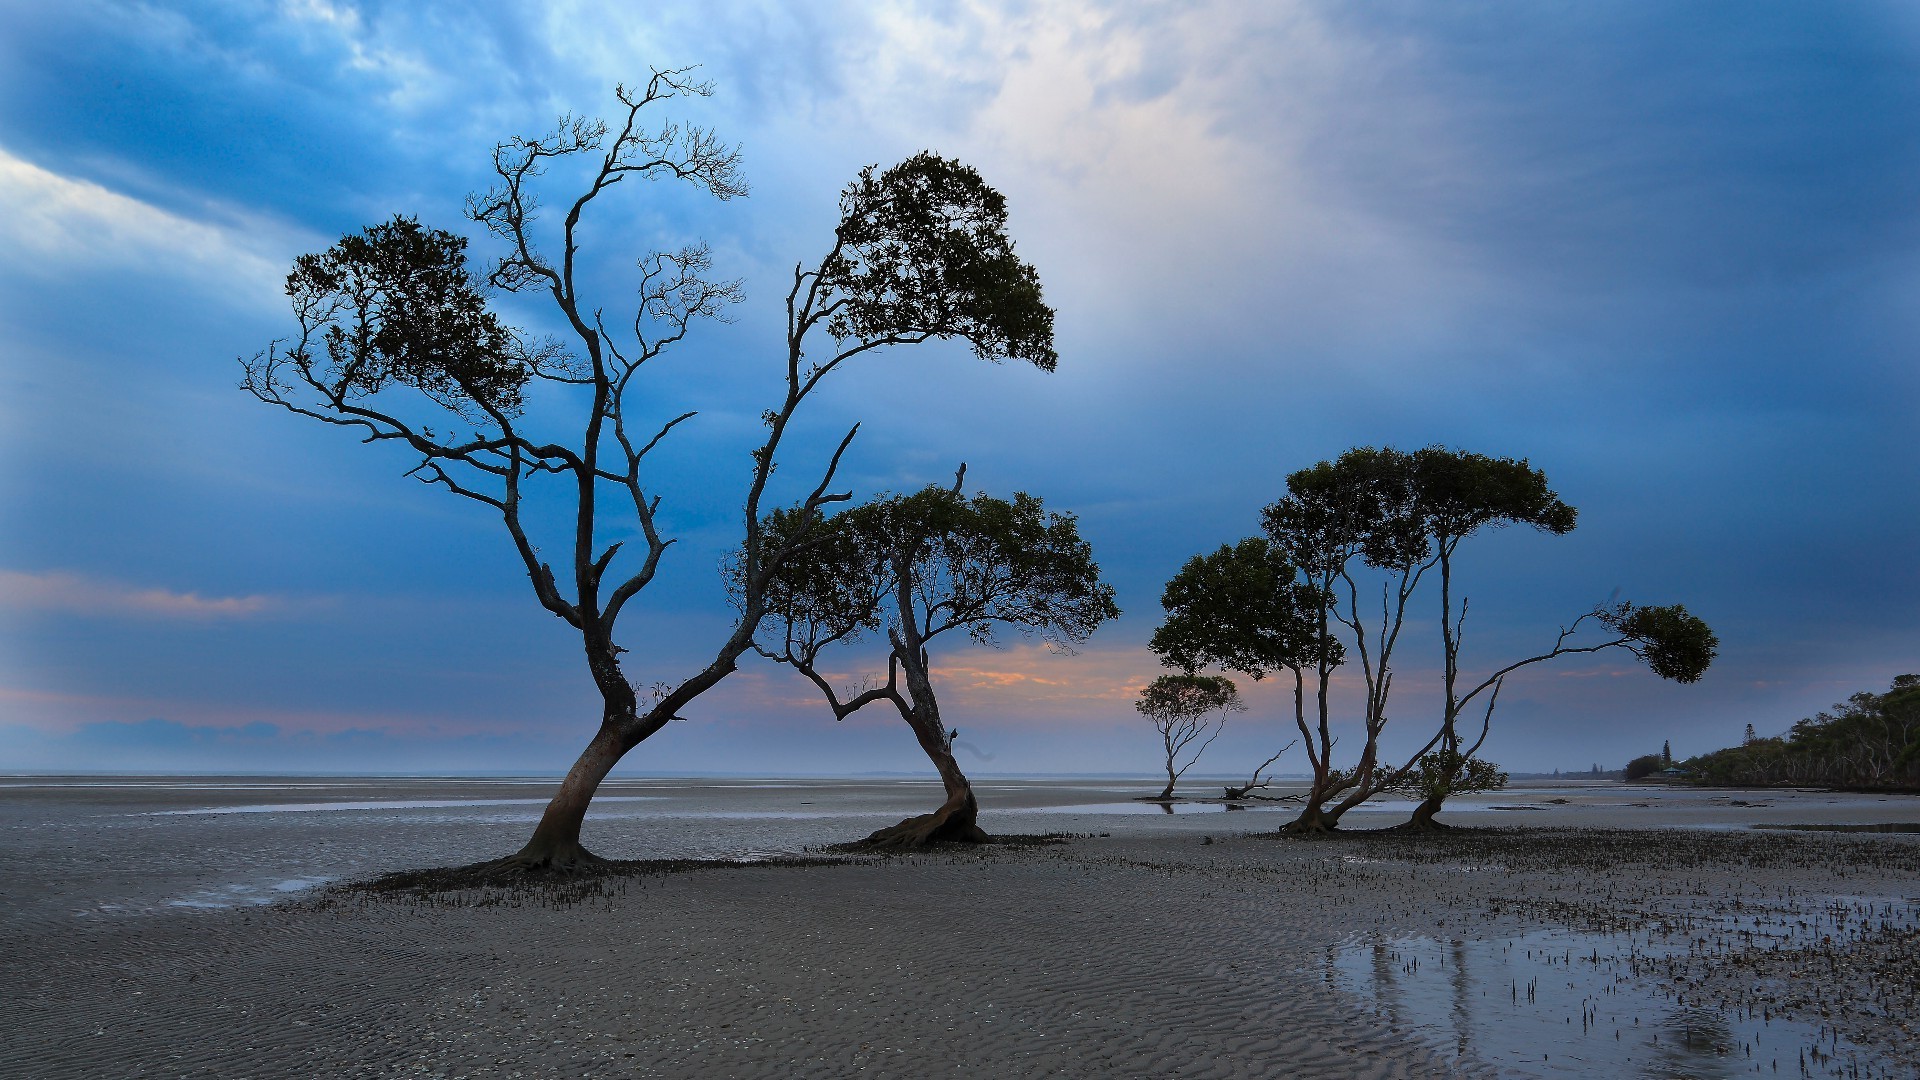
xmin=0 ymin=145 xmax=294 ymax=304
xmin=0 ymin=570 xmax=279 ymax=620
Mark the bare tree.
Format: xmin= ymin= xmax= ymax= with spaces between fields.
xmin=1136 ymin=674 xmax=1242 ymax=800
xmin=1221 ymin=740 xmax=1298 ymax=801
xmin=244 ymin=75 xmax=1055 ymax=869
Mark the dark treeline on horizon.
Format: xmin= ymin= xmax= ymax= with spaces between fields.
xmin=1682 ymin=676 xmax=1920 ymax=791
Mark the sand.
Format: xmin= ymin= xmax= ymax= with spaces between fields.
xmin=3 ymin=778 xmax=1919 ymax=1078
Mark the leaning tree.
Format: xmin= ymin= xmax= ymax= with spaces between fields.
xmin=1384 ymin=448 xmax=1716 ymax=830
xmin=750 ymin=476 xmax=1119 ymax=847
xmin=243 ymin=72 xmax=1057 ymax=869
xmin=1136 ymin=673 xmax=1242 ymax=800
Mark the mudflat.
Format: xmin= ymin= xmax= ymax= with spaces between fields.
xmin=3 ymin=777 xmax=1918 ymax=1078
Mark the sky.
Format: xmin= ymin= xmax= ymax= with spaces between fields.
xmin=1 ymin=0 xmax=1916 ymax=778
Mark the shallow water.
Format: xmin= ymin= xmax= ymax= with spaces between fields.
xmin=1333 ymin=896 xmax=1920 ymax=1078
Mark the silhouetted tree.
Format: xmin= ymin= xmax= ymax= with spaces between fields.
xmin=1136 ymin=674 xmax=1242 ymax=800
xmin=1149 ymin=537 xmax=1346 ymax=831
xmin=1266 ymin=448 xmax=1434 ymax=830
xmin=750 ymin=476 xmax=1117 ymax=847
xmin=244 ymin=74 xmax=1057 ymax=869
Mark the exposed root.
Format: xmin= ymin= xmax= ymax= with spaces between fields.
xmin=1392 ymin=816 xmax=1455 ymax=834
xmin=860 ymin=809 xmax=991 ymax=850
xmin=1280 ymin=816 xmax=1340 ymax=836
xmin=487 ymin=840 xmax=609 ymax=876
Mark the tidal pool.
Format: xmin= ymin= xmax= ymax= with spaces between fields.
xmin=1331 ymin=895 xmax=1919 ymax=1078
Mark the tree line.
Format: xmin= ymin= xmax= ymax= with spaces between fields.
xmin=245 ymin=75 xmax=1718 ymax=864
xmin=1678 ymin=676 xmax=1920 ymax=790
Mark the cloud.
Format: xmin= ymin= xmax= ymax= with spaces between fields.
xmin=0 ymin=145 xmax=295 ymax=305
xmin=0 ymin=570 xmax=280 ymax=620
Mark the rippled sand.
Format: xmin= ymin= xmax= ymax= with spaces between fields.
xmin=2 ymin=777 xmax=1917 ymax=1077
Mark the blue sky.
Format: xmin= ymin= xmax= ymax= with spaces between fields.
xmin=1 ymin=1 xmax=1916 ymax=777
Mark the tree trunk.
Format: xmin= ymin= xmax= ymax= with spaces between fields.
xmin=1158 ymin=766 xmax=1177 ymax=801
xmin=498 ymin=718 xmax=627 ymax=872
xmin=863 ymin=704 xmax=988 ymax=848
xmin=1400 ymin=796 xmax=1450 ymax=832
xmin=1283 ymin=799 xmax=1338 ymax=835
xmin=863 ymin=633 xmax=989 ymax=849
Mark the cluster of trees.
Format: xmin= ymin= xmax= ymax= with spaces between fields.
xmin=1681 ymin=677 xmax=1920 ymax=790
xmin=246 ymin=74 xmax=1095 ymax=862
xmin=1142 ymin=447 xmax=1718 ymax=831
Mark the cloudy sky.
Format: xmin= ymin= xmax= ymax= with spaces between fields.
xmin=2 ymin=1 xmax=1916 ymax=777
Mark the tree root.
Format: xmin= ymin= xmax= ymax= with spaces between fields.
xmin=860 ymin=809 xmax=990 ymax=850
xmin=1280 ymin=816 xmax=1340 ymax=836
xmin=481 ymin=840 xmax=609 ymax=877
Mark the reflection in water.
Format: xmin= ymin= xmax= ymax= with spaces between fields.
xmin=1331 ymin=925 xmax=1890 ymax=1078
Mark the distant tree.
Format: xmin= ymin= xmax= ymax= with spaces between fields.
xmin=1136 ymin=674 xmax=1242 ymax=800
xmin=750 ymin=476 xmax=1117 ymax=847
xmin=244 ymin=75 xmax=1058 ymax=870
xmin=1663 ymin=740 xmax=1672 ymax=765
xmin=1625 ymin=753 xmax=1666 ymax=781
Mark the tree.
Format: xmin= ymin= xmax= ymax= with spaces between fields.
xmin=751 ymin=477 xmax=1118 ymax=847
xmin=1264 ymin=447 xmax=1435 ymax=831
xmin=244 ymin=74 xmax=1057 ymax=869
xmin=1359 ymin=448 xmax=1715 ymax=829
xmin=1136 ymin=674 xmax=1242 ymax=800
xmin=1625 ymin=753 xmax=1666 ymax=781
xmin=1149 ymin=537 xmax=1345 ymax=830
xmin=1386 ymin=750 xmax=1508 ymax=805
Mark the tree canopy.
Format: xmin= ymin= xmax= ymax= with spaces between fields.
xmin=1149 ymin=538 xmax=1335 ymax=680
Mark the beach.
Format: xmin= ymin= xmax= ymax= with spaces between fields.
xmin=3 ymin=777 xmax=1918 ymax=1078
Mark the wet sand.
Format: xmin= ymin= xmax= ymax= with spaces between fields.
xmin=2 ymin=777 xmax=1918 ymax=1078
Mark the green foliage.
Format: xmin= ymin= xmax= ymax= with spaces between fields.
xmin=1149 ymin=538 xmax=1337 ymax=679
xmin=755 ymin=485 xmax=1119 ymax=657
xmin=1261 ymin=446 xmax=1578 ymax=576
xmin=1597 ymin=602 xmax=1719 ymax=683
xmin=1263 ymin=447 xmax=1424 ymax=575
xmin=1135 ymin=673 xmax=1243 ymax=724
xmin=286 ymin=216 xmax=536 ymax=417
xmin=1624 ymin=753 xmax=1667 ymax=780
xmin=1412 ymin=447 xmax=1577 ymax=544
xmin=823 ymin=153 xmax=1057 ymax=371
xmin=1685 ymin=676 xmax=1920 ymax=789
xmin=1388 ymin=751 xmax=1508 ymax=801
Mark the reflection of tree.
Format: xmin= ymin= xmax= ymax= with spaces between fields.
xmin=1449 ymin=938 xmax=1472 ymax=1058
xmin=1653 ymin=1004 xmax=1737 ymax=1073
